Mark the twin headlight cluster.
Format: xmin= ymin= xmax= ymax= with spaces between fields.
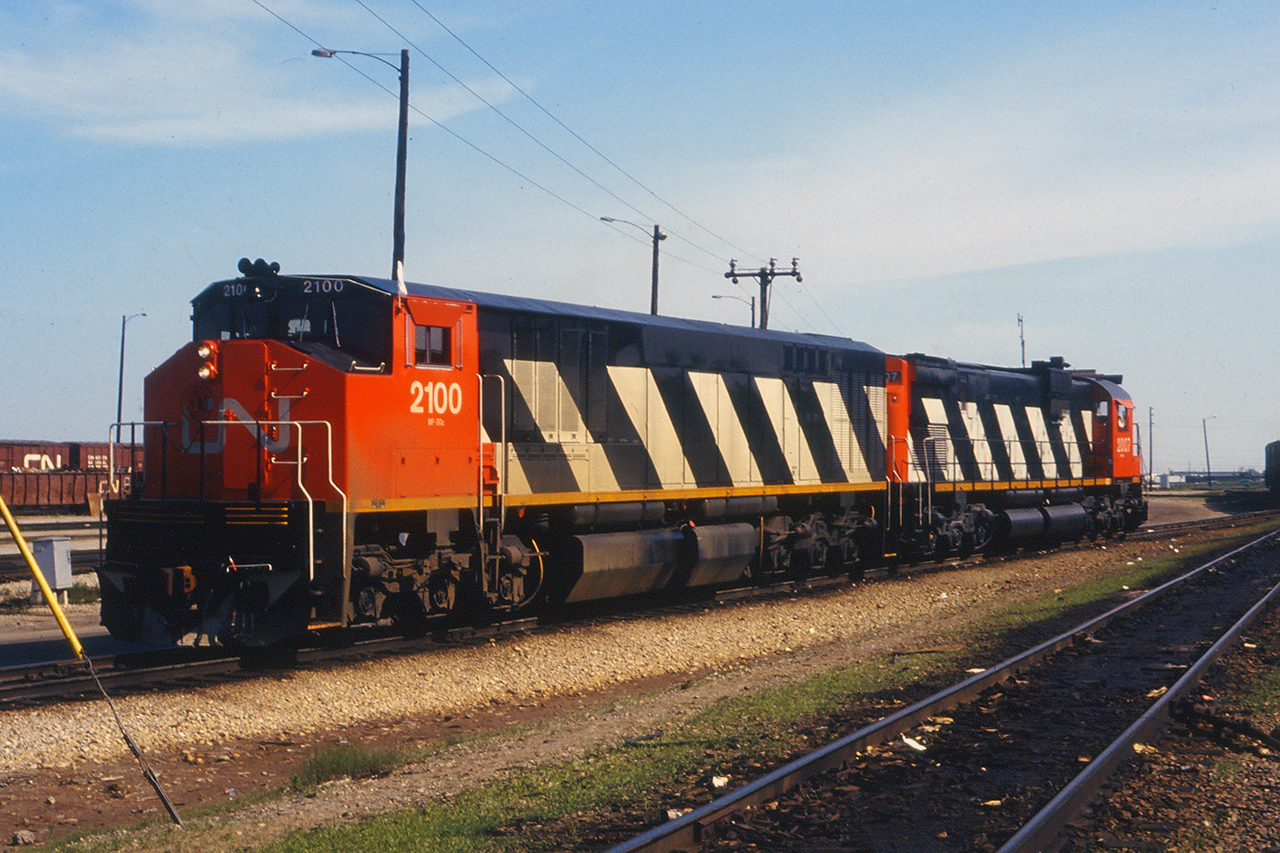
xmin=196 ymin=342 xmax=218 ymax=381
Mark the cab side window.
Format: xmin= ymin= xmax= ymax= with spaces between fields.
xmin=415 ymin=324 xmax=452 ymax=366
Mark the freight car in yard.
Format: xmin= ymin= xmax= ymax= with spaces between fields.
xmin=1 ymin=440 xmax=142 ymax=512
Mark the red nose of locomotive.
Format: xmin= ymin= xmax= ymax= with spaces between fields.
xmin=142 ymin=338 xmax=310 ymax=502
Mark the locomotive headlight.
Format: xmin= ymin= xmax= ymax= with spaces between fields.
xmin=195 ymin=340 xmax=218 ymax=381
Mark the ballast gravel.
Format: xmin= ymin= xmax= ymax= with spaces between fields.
xmin=0 ymin=542 xmax=1185 ymax=774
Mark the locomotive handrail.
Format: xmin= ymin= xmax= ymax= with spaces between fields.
xmin=270 ymin=389 xmax=309 ymax=400
xmin=269 ymin=361 xmax=307 ymax=372
xmin=893 ymin=427 xmax=1103 ymax=541
xmin=107 ymin=421 xmax=162 ymax=498
xmin=111 ymin=415 xmax=349 ymax=587
xmin=478 ymin=374 xmax=508 ymax=528
xmin=196 ymin=418 xmax=347 ymax=585
xmin=910 ymin=434 xmax=1090 ymax=486
xmin=886 ymin=436 xmax=910 ymax=534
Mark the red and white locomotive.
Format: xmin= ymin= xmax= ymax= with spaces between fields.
xmin=99 ymin=259 xmax=1146 ymax=645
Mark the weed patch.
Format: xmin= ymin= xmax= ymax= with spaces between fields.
xmin=292 ymin=743 xmax=413 ymax=790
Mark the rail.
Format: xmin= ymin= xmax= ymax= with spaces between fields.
xmin=603 ymin=527 xmax=1280 ymax=853
xmin=997 ymin=537 xmax=1280 ymax=851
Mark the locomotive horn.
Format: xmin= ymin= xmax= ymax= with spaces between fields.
xmin=237 ymin=257 xmax=281 ymax=277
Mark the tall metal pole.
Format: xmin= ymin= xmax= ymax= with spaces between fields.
xmin=116 ymin=315 xmax=126 ymax=429
xmin=649 ymin=224 xmax=662 ymax=315
xmin=1018 ymin=313 xmax=1026 ymax=368
xmin=392 ymin=49 xmax=408 ymax=282
xmin=711 ymin=294 xmax=755 ymax=328
xmin=116 ymin=312 xmax=146 ymax=429
xmin=1202 ymin=416 xmax=1214 ymax=488
xmin=312 ymin=48 xmax=409 ymax=284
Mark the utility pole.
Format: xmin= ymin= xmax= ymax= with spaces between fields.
xmin=1202 ymin=415 xmax=1216 ymax=488
xmin=1152 ymin=404 xmax=1162 ymax=484
xmin=600 ymin=218 xmax=665 ymax=314
xmin=724 ymin=258 xmax=801 ymax=330
xmin=311 ymin=47 xmax=409 ymax=289
xmin=393 ymin=48 xmax=409 ymax=286
xmin=116 ymin=312 xmax=147 ymax=430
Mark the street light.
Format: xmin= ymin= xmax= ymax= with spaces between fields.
xmin=116 ymin=312 xmax=147 ymax=431
xmin=1202 ymin=415 xmax=1217 ymax=489
xmin=600 ymin=217 xmax=665 ymax=315
xmin=711 ymin=294 xmax=755 ymax=328
xmin=312 ymin=48 xmax=410 ymax=288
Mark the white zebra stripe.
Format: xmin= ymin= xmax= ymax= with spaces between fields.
xmin=993 ymin=404 xmax=1026 ymax=480
xmin=1024 ymin=406 xmax=1059 ymax=478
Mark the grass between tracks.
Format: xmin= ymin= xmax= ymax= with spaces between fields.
xmin=47 ymin=522 xmax=1280 ymax=853
xmin=0 ymin=581 xmax=99 ymax=611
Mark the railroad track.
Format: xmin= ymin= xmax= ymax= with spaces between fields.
xmin=601 ymin=526 xmax=1280 ymax=853
xmin=0 ymin=516 xmax=103 ymax=581
xmin=0 ymin=618 xmax=540 ymax=708
xmin=5 ymin=511 xmax=1277 ymax=709
xmin=1135 ymin=506 xmax=1280 ymax=539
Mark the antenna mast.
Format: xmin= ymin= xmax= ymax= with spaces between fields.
xmin=1018 ymin=314 xmax=1026 ymax=368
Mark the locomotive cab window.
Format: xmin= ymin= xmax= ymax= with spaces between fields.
xmin=192 ymin=278 xmax=392 ymax=371
xmin=415 ymin=324 xmax=454 ymax=367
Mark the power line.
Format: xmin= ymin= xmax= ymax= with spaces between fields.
xmin=354 ymin=0 xmax=665 ymax=231
xmin=405 ymin=0 xmax=767 ymax=268
xmin=251 ymin=1 xmax=603 ymax=226
xmin=251 ymin=0 xmax=824 ymax=329
xmin=363 ymin=1 xmax=753 ymax=274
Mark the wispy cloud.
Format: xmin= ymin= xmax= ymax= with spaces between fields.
xmin=720 ymin=6 xmax=1280 ymax=285
xmin=0 ymin=1 xmax=513 ymax=146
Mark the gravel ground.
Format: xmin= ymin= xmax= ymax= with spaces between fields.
xmin=1063 ymin=602 xmax=1280 ymax=853
xmin=0 ymin=495 xmax=1268 ymax=850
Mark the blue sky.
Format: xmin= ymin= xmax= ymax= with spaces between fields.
xmin=1 ymin=1 xmax=1276 ymax=473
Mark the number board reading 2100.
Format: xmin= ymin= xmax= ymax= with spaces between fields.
xmin=410 ymin=380 xmax=463 ymax=419
xmin=302 ymin=279 xmax=345 ymax=293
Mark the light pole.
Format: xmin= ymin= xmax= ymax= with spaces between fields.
xmin=116 ymin=312 xmax=147 ymax=430
xmin=711 ymin=294 xmax=755 ymax=328
xmin=1202 ymin=415 xmax=1217 ymax=488
xmin=312 ymin=48 xmax=409 ymax=285
xmin=600 ymin=217 xmax=665 ymax=314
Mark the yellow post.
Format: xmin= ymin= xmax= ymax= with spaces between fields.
xmin=0 ymin=495 xmax=84 ymax=660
